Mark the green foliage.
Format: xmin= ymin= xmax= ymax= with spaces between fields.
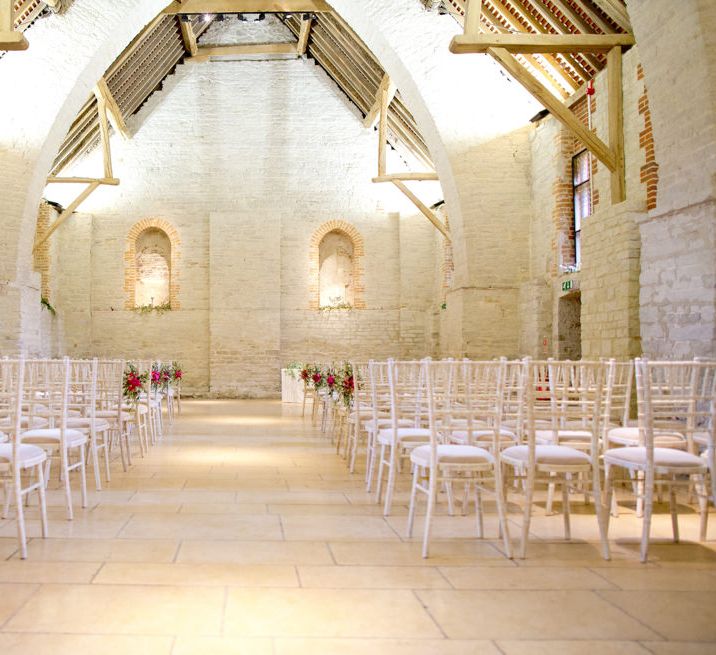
xmin=40 ymin=297 xmax=57 ymax=316
xmin=133 ymin=301 xmax=172 ymax=315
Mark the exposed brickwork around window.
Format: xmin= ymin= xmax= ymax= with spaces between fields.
xmin=308 ymin=220 xmax=365 ymax=310
xmin=124 ymin=218 xmax=181 ymax=310
xmin=637 ymin=64 xmax=659 ymax=211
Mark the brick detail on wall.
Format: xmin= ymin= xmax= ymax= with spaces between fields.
xmin=124 ymin=218 xmax=181 ymax=310
xmin=33 ymin=201 xmax=53 ymax=300
xmin=636 ymin=64 xmax=659 ymax=211
xmin=308 ymin=220 xmax=365 ymax=310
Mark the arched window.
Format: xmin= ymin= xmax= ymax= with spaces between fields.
xmin=124 ymin=218 xmax=180 ymax=310
xmin=135 ymin=227 xmax=171 ymax=307
xmin=319 ymin=231 xmax=355 ymax=307
xmin=309 ymin=220 xmax=365 ymax=311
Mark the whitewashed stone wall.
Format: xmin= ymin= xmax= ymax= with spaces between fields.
xmin=41 ymin=18 xmax=446 ymax=396
xmin=627 ymin=0 xmax=716 ymax=358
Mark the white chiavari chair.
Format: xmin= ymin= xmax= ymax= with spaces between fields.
xmin=365 ymin=360 xmax=416 ymax=492
xmin=21 ymin=357 xmax=89 ymax=520
xmin=501 ymin=358 xmax=610 ymax=560
xmin=64 ymin=358 xmax=112 ymax=490
xmin=604 ymin=358 xmax=711 ymax=562
xmin=0 ymin=358 xmax=49 ymax=559
xmin=346 ymin=361 xmax=371 ymax=474
xmin=95 ymin=359 xmax=137 ymax=470
xmin=408 ymin=359 xmax=513 ymax=558
xmin=372 ymin=359 xmax=431 ymax=516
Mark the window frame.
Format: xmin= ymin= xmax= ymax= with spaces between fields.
xmin=572 ymin=149 xmax=592 ymax=267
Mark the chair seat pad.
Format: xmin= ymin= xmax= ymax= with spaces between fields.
xmin=0 ymin=443 xmax=47 ymax=468
xmin=694 ymin=432 xmax=713 ymax=448
xmin=21 ymin=428 xmax=87 ymax=447
xmin=502 ymin=444 xmax=591 ymax=467
xmin=0 ymin=416 xmax=49 ymax=430
xmin=96 ymin=409 xmax=133 ymax=421
xmin=366 ymin=418 xmax=414 ymax=431
xmin=377 ymin=427 xmax=431 ymax=445
xmin=535 ymin=429 xmax=592 ymax=444
xmin=604 ymin=446 xmax=706 ymax=470
xmin=411 ymin=444 xmax=494 ymax=466
xmin=608 ymin=426 xmax=686 ymax=447
xmin=450 ymin=428 xmax=517 ymax=444
xmin=66 ymin=417 xmax=111 ymax=432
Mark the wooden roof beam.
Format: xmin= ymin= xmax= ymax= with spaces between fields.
xmin=589 ymin=0 xmax=632 ymax=32
xmin=487 ymin=46 xmax=616 ymax=172
xmin=450 ymin=32 xmax=634 ymax=54
xmin=165 ymin=0 xmax=331 ymax=13
xmin=191 ymin=42 xmax=298 ymax=60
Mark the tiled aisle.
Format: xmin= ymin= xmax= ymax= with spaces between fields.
xmin=1 ymin=400 xmax=715 ymax=654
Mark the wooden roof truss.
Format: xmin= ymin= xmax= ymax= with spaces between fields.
xmin=444 ymin=0 xmax=631 ymax=203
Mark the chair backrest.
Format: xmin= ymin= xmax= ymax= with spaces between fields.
xmin=522 ymin=358 xmax=606 ymax=462
xmin=24 ymin=357 xmax=71 ymax=435
xmin=424 ymin=359 xmax=506 ymax=454
xmin=635 ymin=358 xmax=716 ymax=455
xmin=97 ymin=359 xmax=125 ymax=415
xmin=0 ymin=358 xmax=25 ymax=472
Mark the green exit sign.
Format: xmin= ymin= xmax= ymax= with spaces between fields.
xmin=562 ymin=280 xmax=574 ymax=292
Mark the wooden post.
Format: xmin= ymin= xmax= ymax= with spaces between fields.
xmin=179 ymin=19 xmax=198 ymax=57
xmin=297 ymin=15 xmax=312 ymax=55
xmin=608 ymin=46 xmax=625 ymax=203
xmin=95 ymin=93 xmax=113 ymax=179
xmin=377 ymin=80 xmax=389 ymax=177
xmin=464 ymin=0 xmax=482 ymax=35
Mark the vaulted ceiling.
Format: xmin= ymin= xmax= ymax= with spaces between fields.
xmin=7 ymin=0 xmax=631 ymax=177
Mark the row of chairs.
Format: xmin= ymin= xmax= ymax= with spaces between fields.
xmin=0 ymin=357 xmax=179 ymax=558
xmin=322 ymin=358 xmax=714 ymax=562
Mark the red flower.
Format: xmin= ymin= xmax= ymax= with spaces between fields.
xmin=327 ymin=375 xmax=335 ymax=387
xmin=174 ymin=370 xmax=183 ymax=379
xmin=312 ymin=373 xmax=322 ymax=384
xmin=300 ymin=369 xmax=309 ymax=380
xmin=151 ymin=370 xmax=161 ymax=383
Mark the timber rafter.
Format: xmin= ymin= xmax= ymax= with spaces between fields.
xmin=449 ymin=0 xmax=629 ymax=204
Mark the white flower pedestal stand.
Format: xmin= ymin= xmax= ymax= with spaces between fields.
xmin=281 ymin=369 xmax=305 ymax=403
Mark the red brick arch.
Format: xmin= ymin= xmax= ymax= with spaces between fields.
xmin=124 ymin=218 xmax=181 ymax=310
xmin=309 ymin=220 xmax=365 ymax=310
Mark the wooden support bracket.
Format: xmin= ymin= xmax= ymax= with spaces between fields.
xmin=0 ymin=0 xmax=28 ymax=51
xmin=33 ymin=181 xmax=102 ymax=253
xmin=297 ymin=15 xmax=312 ymax=55
xmin=179 ymin=19 xmax=198 ymax=57
xmin=165 ymin=0 xmax=331 ymax=13
xmin=94 ymin=78 xmax=130 ymax=140
xmin=372 ymin=173 xmax=439 ymax=183
xmin=192 ymin=42 xmax=298 ymax=61
xmin=363 ymin=73 xmax=397 ymax=129
xmin=392 ymin=180 xmax=451 ymax=242
xmin=450 ymin=32 xmax=635 ymax=55
xmin=487 ymin=47 xmax=616 ymax=173
xmin=35 ymin=96 xmax=122 ymax=252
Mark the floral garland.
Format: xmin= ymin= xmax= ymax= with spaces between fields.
xmin=296 ymin=362 xmax=354 ymax=407
xmin=123 ymin=363 xmax=148 ymax=405
xmin=171 ymin=361 xmax=183 ymax=386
